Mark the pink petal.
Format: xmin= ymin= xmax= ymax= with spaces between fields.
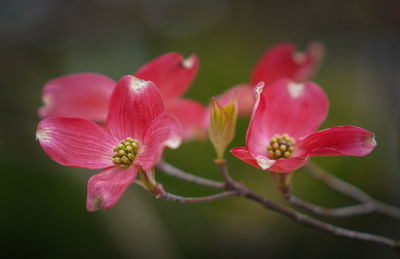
xmin=38 ymin=73 xmax=116 ymax=122
xmin=166 ymin=98 xmax=207 ymax=141
xmin=231 ymin=147 xmax=310 ymax=173
xmin=135 ymin=113 xmax=181 ymax=170
xmin=297 ymin=126 xmax=377 ymax=157
xmin=86 ymin=166 xmax=137 ymax=211
xmin=267 ymin=155 xmax=311 ymax=173
xmin=135 ymin=52 xmax=199 ymax=101
xmin=106 ymin=76 xmax=164 ymax=141
xmin=250 ymin=42 xmax=324 ymax=85
xmin=36 ymin=117 xmax=117 ymax=169
xmin=246 ymin=79 xmax=328 ymax=155
xmin=230 ymin=147 xmax=263 ymax=169
xmin=215 ymin=84 xmax=254 ymax=117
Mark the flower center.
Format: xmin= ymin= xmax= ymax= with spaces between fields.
xmin=267 ymin=134 xmax=295 ymax=159
xmin=112 ymin=137 xmax=139 ymax=168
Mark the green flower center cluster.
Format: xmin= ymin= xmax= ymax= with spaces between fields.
xmin=112 ymin=137 xmax=139 ymax=168
xmin=267 ymin=134 xmax=295 ymax=159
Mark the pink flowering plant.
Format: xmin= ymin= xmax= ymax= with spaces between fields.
xmin=37 ymin=76 xmax=181 ymax=211
xmin=36 ymin=43 xmax=400 ymax=252
xmin=39 ymin=52 xmax=206 ymax=141
xmin=231 ymin=80 xmax=376 ymax=173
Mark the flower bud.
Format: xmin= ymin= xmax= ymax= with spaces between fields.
xmin=209 ymin=94 xmax=238 ymax=164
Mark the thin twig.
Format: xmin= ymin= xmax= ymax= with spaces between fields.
xmin=286 ymin=195 xmax=375 ymax=217
xmin=157 ymin=189 xmax=239 ymax=203
xmin=243 ymin=188 xmax=399 ymax=250
xmin=304 ymin=162 xmax=400 ymax=221
xmin=156 ymin=160 xmax=225 ymax=189
xmin=157 ymin=160 xmax=400 ymax=251
xmin=216 ymin=163 xmax=400 ymax=251
xmin=304 ymin=163 xmax=372 ymax=203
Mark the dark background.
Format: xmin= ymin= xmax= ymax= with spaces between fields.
xmin=1 ymin=0 xmax=400 ymax=258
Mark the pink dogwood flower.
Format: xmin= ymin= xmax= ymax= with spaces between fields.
xmin=231 ymin=80 xmax=376 ymax=173
xmin=38 ymin=52 xmax=206 ymax=141
xmin=36 ymin=76 xmax=181 ymax=211
xmin=216 ymin=42 xmax=324 ymax=116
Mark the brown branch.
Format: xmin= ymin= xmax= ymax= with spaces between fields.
xmin=156 ymin=188 xmax=239 ymax=203
xmin=156 ymin=160 xmax=400 ymax=251
xmin=243 ymin=188 xmax=399 ymax=250
xmin=286 ymin=195 xmax=375 ymax=217
xmin=216 ymin=163 xmax=400 ymax=251
xmin=156 ymin=160 xmax=225 ymax=189
xmin=304 ymin=162 xmax=400 ymax=221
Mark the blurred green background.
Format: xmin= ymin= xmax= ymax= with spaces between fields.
xmin=1 ymin=0 xmax=399 ymax=258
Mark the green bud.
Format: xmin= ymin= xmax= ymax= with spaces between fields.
xmin=209 ymin=94 xmax=238 ymax=164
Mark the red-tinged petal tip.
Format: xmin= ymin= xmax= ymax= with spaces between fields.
xmin=134 ymin=52 xmax=199 ymax=101
xmin=86 ymin=166 xmax=137 ymax=212
xmin=129 ymin=76 xmax=150 ymax=92
xmin=182 ymin=54 xmax=198 ymax=69
xmin=250 ymin=42 xmax=324 ymax=85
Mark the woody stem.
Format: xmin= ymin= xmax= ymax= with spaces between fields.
xmin=156 ymin=160 xmax=400 ymax=252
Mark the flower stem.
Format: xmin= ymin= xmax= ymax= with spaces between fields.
xmin=285 ymin=195 xmax=375 ymax=217
xmin=157 ymin=189 xmax=239 ymax=203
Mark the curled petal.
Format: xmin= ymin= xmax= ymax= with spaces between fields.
xmin=135 ymin=52 xmax=199 ymax=101
xmin=166 ymin=99 xmax=207 ymax=141
xmin=245 ymin=82 xmax=269 ymax=155
xmin=36 ymin=117 xmax=117 ymax=169
xmin=135 ymin=113 xmax=181 ymax=170
xmin=297 ymin=126 xmax=377 ymax=157
xmin=215 ymin=84 xmax=254 ymax=117
xmin=247 ymin=79 xmax=328 ymax=155
xmin=86 ymin=166 xmax=137 ymax=212
xmin=38 ymin=73 xmax=116 ymax=122
xmin=231 ymin=147 xmax=310 ymax=173
xmin=250 ymin=42 xmax=324 ymax=85
xmin=267 ymin=155 xmax=311 ymax=173
xmin=107 ymin=76 xmax=164 ymax=141
xmin=230 ymin=147 xmax=268 ymax=169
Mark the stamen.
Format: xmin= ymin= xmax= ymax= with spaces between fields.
xmin=112 ymin=137 xmax=139 ymax=168
xmin=266 ymin=134 xmax=295 ymax=159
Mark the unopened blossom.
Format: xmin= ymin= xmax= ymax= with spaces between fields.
xmin=38 ymin=52 xmax=206 ymax=141
xmin=216 ymin=42 xmax=324 ymax=116
xmin=209 ymin=95 xmax=237 ymax=163
xmin=231 ymin=80 xmax=376 ymax=173
xmin=37 ymin=76 xmax=181 ymax=211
